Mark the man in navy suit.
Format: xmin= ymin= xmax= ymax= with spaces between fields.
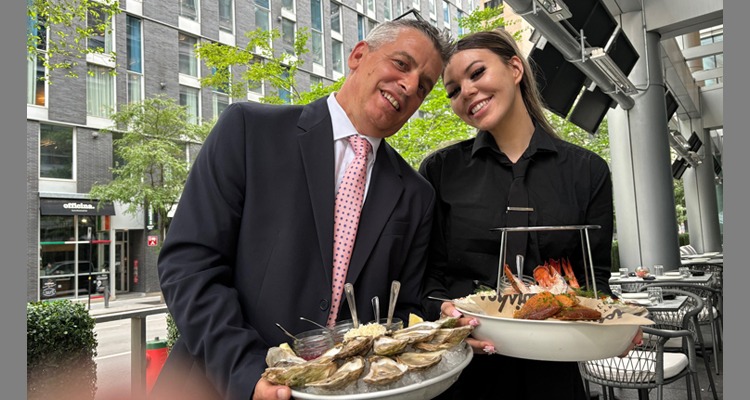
xmin=155 ymin=18 xmax=451 ymax=400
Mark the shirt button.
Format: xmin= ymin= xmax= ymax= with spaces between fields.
xmin=319 ymin=299 xmax=329 ymax=311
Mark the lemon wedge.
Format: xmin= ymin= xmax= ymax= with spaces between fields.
xmin=408 ymin=313 xmax=424 ymax=327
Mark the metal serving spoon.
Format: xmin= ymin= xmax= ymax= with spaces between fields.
xmin=344 ymin=283 xmax=359 ymax=329
xmin=386 ymin=280 xmax=401 ymax=327
xmin=275 ymin=323 xmax=298 ymax=341
xmin=299 ymin=316 xmax=328 ymax=331
xmin=372 ymin=296 xmax=380 ymax=322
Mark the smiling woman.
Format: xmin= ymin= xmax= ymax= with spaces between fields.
xmin=418 ymin=29 xmax=617 ymax=400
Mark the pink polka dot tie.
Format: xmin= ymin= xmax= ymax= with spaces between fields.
xmin=327 ymin=135 xmax=372 ymax=327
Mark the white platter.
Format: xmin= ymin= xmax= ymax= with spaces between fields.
xmin=291 ymin=343 xmax=473 ymax=400
xmin=456 ymin=307 xmax=639 ymax=362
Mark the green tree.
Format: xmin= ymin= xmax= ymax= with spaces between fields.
xmin=89 ymin=96 xmax=211 ymax=242
xmin=197 ymin=27 xmax=314 ymax=104
xmin=27 ymin=0 xmax=121 ymax=80
xmin=549 ymin=112 xmax=611 ymax=163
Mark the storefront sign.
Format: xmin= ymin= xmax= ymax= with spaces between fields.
xmin=40 ymin=199 xmax=116 ymax=216
xmin=42 ymin=280 xmax=56 ymax=298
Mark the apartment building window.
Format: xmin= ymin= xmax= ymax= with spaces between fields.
xmin=429 ymin=0 xmax=437 ymax=20
xmin=484 ymin=0 xmax=502 ymax=9
xmin=87 ymin=3 xmax=113 ymax=53
xmin=213 ymin=92 xmax=229 ymax=118
xmin=279 ymin=70 xmax=291 ymax=104
xmin=281 ymin=17 xmax=296 ymax=56
xmin=311 ymin=0 xmax=324 ymax=66
xmin=255 ymin=0 xmax=270 ymax=32
xmin=332 ymin=39 xmax=344 ymax=74
xmin=27 ymin=8 xmax=47 ymax=106
xmin=457 ymin=10 xmax=465 ymax=36
xmin=357 ymin=15 xmax=366 ymax=41
xmin=180 ymin=0 xmax=199 ymax=21
xmin=180 ymin=86 xmax=200 ymax=125
xmin=39 ymin=124 xmax=74 ymax=180
xmin=394 ymin=0 xmax=404 ymax=18
xmin=87 ymin=64 xmax=114 ymax=118
xmin=443 ymin=1 xmax=450 ymax=26
xmin=383 ymin=0 xmax=392 ymax=20
xmin=179 ymin=33 xmax=199 ymax=77
xmin=310 ymin=75 xmax=323 ymax=88
xmin=367 ymin=18 xmax=377 ymax=35
xmin=700 ymin=28 xmax=723 ymax=86
xmin=248 ymin=77 xmax=264 ymax=100
xmin=282 ymin=0 xmax=295 ymax=13
xmin=331 ymin=2 xmax=342 ymax=35
xmin=212 ymin=67 xmax=230 ymax=118
xmin=219 ymin=0 xmax=233 ymax=33
xmin=367 ymin=0 xmax=375 ymax=15
xmin=247 ymin=59 xmax=264 ymax=101
xmin=126 ymin=16 xmax=143 ymax=104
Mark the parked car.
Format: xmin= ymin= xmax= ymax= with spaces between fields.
xmin=40 ymin=261 xmax=105 ymax=298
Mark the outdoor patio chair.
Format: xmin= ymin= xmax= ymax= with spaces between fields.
xmin=578 ymin=298 xmax=703 ymax=400
xmin=640 ymin=283 xmax=723 ymax=376
xmin=689 ymin=262 xmax=724 ymax=291
xmin=637 ymin=288 xmax=719 ymax=400
xmin=680 ymin=245 xmax=698 ymax=256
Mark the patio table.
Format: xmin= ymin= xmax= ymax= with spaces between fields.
xmin=609 ymin=272 xmax=714 ymax=292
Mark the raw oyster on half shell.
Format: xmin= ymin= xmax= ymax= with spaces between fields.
xmin=265 ymin=343 xmax=306 ymax=368
xmin=414 ymin=325 xmax=474 ymax=352
xmin=395 ymin=350 xmax=445 ymax=371
xmin=261 ymin=358 xmax=337 ymax=387
xmin=362 ymin=356 xmax=408 ymax=385
xmin=372 ymin=335 xmax=410 ymax=356
xmin=320 ymin=335 xmax=374 ymax=360
xmin=306 ymin=356 xmax=366 ymax=390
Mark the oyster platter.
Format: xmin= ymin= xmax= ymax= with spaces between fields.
xmin=262 ymin=317 xmax=474 ymax=399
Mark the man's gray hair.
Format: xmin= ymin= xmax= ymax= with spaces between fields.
xmin=364 ymin=19 xmax=453 ymax=63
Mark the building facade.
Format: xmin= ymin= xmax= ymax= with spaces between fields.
xmin=26 ymin=0 xmax=479 ymax=302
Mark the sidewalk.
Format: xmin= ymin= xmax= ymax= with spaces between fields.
xmin=84 ymin=291 xmax=167 ymax=318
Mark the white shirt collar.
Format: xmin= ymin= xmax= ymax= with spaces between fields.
xmin=327 ymin=93 xmax=381 ymax=159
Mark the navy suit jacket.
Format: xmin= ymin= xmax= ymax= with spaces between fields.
xmin=155 ymin=98 xmax=435 ymax=400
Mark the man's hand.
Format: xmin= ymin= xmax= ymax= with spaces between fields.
xmin=253 ymin=378 xmax=291 ymax=400
xmin=440 ymin=301 xmax=496 ymax=355
xmin=618 ymin=327 xmax=644 ymax=357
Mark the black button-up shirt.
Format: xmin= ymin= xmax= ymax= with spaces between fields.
xmin=418 ymin=125 xmax=613 ymax=318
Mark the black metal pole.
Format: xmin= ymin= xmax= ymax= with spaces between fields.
xmin=88 ymin=275 xmax=92 ymax=310
xmin=87 ymin=234 xmax=93 ymax=310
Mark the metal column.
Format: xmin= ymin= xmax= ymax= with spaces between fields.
xmin=609 ymin=11 xmax=682 ymax=272
xmin=679 ymin=122 xmax=722 ymax=252
xmin=131 ymin=316 xmax=147 ymax=399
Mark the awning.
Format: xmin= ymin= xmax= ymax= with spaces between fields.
xmin=40 ymin=199 xmax=116 ymax=216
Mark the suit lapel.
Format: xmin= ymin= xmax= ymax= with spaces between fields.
xmin=345 ymin=142 xmax=404 ymax=284
xmin=297 ymin=98 xmax=335 ymax=283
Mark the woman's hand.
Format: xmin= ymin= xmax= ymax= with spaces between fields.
xmin=440 ymin=301 xmax=496 ymax=355
xmin=253 ymin=378 xmax=291 ymax=400
xmin=618 ymin=327 xmax=644 ymax=357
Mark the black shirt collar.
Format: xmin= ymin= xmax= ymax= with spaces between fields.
xmin=471 ymin=123 xmax=558 ymax=160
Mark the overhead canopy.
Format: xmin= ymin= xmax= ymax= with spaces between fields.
xmin=40 ymin=199 xmax=116 ymax=216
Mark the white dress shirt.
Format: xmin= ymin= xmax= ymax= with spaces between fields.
xmin=327 ymin=93 xmax=381 ymax=203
